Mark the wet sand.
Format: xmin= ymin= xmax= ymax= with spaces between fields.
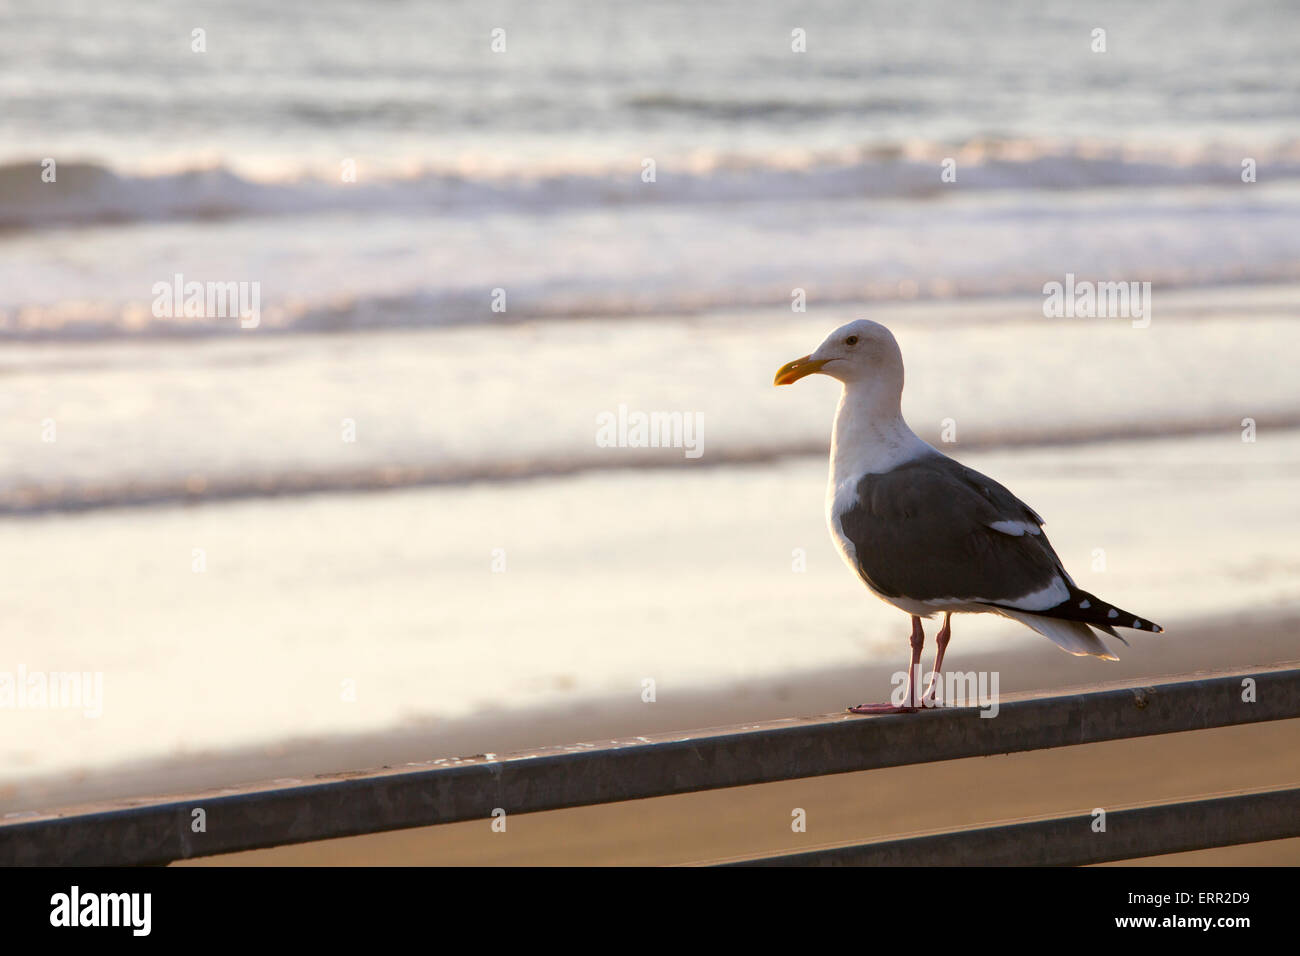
xmin=7 ymin=609 xmax=1295 ymax=865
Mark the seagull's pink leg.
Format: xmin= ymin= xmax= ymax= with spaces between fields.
xmin=848 ymin=615 xmax=925 ymax=715
xmin=922 ymin=612 xmax=952 ymax=707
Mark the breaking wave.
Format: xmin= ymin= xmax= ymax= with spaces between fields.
xmin=5 ymin=139 xmax=1299 ymax=230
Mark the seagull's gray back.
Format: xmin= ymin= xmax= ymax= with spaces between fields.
xmin=833 ymin=454 xmax=1063 ymax=605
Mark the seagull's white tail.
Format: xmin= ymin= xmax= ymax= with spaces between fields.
xmin=994 ymin=608 xmax=1120 ymax=661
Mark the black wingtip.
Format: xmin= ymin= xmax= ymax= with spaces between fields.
xmin=1028 ymin=590 xmax=1163 ymax=636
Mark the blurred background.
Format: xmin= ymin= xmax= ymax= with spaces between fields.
xmin=1 ymin=1 xmax=1298 ymax=818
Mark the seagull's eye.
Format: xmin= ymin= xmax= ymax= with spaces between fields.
xmin=845 ymin=335 xmax=859 ymax=346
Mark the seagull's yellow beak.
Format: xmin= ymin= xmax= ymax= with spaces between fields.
xmin=774 ymin=355 xmax=829 ymax=386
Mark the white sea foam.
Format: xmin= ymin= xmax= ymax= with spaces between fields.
xmin=0 ymin=289 xmax=1297 ymax=511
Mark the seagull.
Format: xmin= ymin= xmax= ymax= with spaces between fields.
xmin=774 ymin=319 xmax=1162 ymax=714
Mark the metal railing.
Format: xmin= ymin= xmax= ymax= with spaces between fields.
xmin=2 ymin=663 xmax=1297 ymax=866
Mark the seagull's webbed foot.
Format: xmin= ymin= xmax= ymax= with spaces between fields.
xmin=847 ymin=615 xmax=927 ymax=716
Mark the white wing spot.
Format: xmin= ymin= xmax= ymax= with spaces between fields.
xmin=1107 ymin=609 xmax=1119 ymax=619
xmin=1079 ymin=600 xmax=1090 ymax=609
xmin=1133 ymin=619 xmax=1142 ymax=628
xmin=988 ymin=519 xmax=1040 ymax=537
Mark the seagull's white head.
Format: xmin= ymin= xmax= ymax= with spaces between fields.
xmin=773 ymin=319 xmax=904 ymax=392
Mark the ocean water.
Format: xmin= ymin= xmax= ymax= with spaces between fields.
xmin=3 ymin=0 xmax=1300 ymax=335
xmin=2 ymin=0 xmax=1299 ymax=790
